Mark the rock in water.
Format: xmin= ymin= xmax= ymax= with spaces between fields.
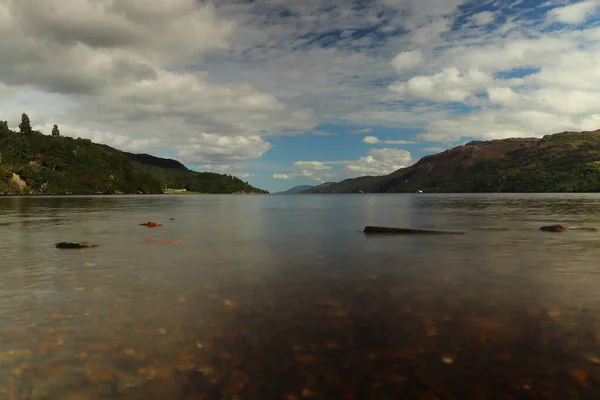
xmin=539 ymin=225 xmax=569 ymax=232
xmin=55 ymin=242 xmax=98 ymax=249
xmin=140 ymin=221 xmax=162 ymax=227
xmin=363 ymin=226 xmax=465 ymax=235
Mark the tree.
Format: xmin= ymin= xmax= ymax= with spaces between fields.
xmin=19 ymin=113 xmax=32 ymax=135
xmin=0 ymin=121 xmax=8 ymax=135
xmin=51 ymin=124 xmax=60 ymax=137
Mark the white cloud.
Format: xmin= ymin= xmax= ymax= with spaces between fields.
xmin=470 ymin=11 xmax=496 ymax=26
xmin=342 ymin=148 xmax=412 ymax=176
xmin=548 ymin=0 xmax=599 ymax=25
xmin=363 ymin=136 xmax=416 ymax=144
xmin=389 ymin=68 xmax=494 ymax=102
xmin=273 ymin=174 xmax=293 ymax=180
xmin=418 ymin=110 xmax=600 ymax=142
xmin=391 ymin=50 xmax=424 ymax=72
xmin=175 ymin=134 xmax=272 ymax=165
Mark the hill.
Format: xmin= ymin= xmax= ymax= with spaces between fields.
xmin=0 ymin=115 xmax=268 ymax=195
xmin=307 ymin=129 xmax=600 ymax=193
xmin=274 ymin=185 xmax=315 ymax=194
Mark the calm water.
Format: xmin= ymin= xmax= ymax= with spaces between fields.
xmin=2 ymin=194 xmax=600 ymax=399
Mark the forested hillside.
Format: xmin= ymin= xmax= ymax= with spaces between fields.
xmin=0 ymin=114 xmax=267 ymax=195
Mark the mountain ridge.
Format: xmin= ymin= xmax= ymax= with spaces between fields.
xmin=304 ymin=129 xmax=600 ymax=193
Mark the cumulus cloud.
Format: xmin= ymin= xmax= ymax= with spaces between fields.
xmin=548 ymin=0 xmax=599 ymax=25
xmin=469 ymin=11 xmax=496 ymax=26
xmin=343 ymin=148 xmax=412 ymax=176
xmin=389 ymin=68 xmax=494 ymax=102
xmin=273 ymin=174 xmax=293 ymax=180
xmin=174 ymin=134 xmax=272 ymax=165
xmin=391 ymin=50 xmax=424 ymax=72
xmin=363 ymin=136 xmax=416 ymax=144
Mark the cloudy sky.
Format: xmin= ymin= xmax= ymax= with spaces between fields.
xmin=0 ymin=0 xmax=599 ymax=192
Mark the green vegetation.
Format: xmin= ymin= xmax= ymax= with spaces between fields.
xmin=307 ymin=130 xmax=600 ymax=193
xmin=135 ymin=162 xmax=267 ymax=194
xmin=0 ymin=113 xmax=268 ymax=195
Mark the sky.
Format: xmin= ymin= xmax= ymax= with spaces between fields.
xmin=0 ymin=0 xmax=599 ymax=192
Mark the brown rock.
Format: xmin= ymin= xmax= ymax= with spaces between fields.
xmin=140 ymin=221 xmax=162 ymax=228
xmin=569 ymin=369 xmax=588 ymax=383
xmin=539 ymin=225 xmax=568 ymax=232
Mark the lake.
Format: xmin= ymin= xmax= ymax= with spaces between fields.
xmin=1 ymin=193 xmax=600 ymax=399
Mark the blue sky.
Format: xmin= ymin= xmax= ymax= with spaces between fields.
xmin=0 ymin=0 xmax=599 ymax=192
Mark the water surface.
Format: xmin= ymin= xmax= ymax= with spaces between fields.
xmin=1 ymin=194 xmax=600 ymax=399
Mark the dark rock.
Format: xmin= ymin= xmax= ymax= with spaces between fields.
xmin=363 ymin=226 xmax=465 ymax=235
xmin=55 ymin=242 xmax=98 ymax=249
xmin=539 ymin=225 xmax=569 ymax=232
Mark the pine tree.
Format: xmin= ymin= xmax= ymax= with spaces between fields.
xmin=52 ymin=124 xmax=60 ymax=137
xmin=19 ymin=113 xmax=32 ymax=135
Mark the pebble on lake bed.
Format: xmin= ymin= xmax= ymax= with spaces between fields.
xmin=140 ymin=221 xmax=162 ymax=227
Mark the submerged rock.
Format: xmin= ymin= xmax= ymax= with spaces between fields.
xmin=140 ymin=221 xmax=162 ymax=227
xmin=55 ymin=242 xmax=98 ymax=249
xmin=539 ymin=225 xmax=569 ymax=232
xmin=539 ymin=225 xmax=597 ymax=232
xmin=363 ymin=226 xmax=465 ymax=235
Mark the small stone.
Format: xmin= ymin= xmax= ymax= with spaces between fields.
xmin=570 ymin=369 xmax=588 ymax=383
xmin=442 ymin=353 xmax=455 ymax=364
xmin=117 ymin=374 xmax=147 ymax=393
xmin=547 ymin=310 xmax=561 ymax=318
xmin=124 ymin=348 xmax=136 ymax=356
xmin=586 ymin=356 xmax=600 ymax=364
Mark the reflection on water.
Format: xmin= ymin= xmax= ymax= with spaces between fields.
xmin=1 ymin=194 xmax=600 ymax=399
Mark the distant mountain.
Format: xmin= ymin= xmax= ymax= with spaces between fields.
xmin=307 ymin=129 xmax=600 ymax=193
xmin=275 ymin=185 xmax=315 ymax=194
